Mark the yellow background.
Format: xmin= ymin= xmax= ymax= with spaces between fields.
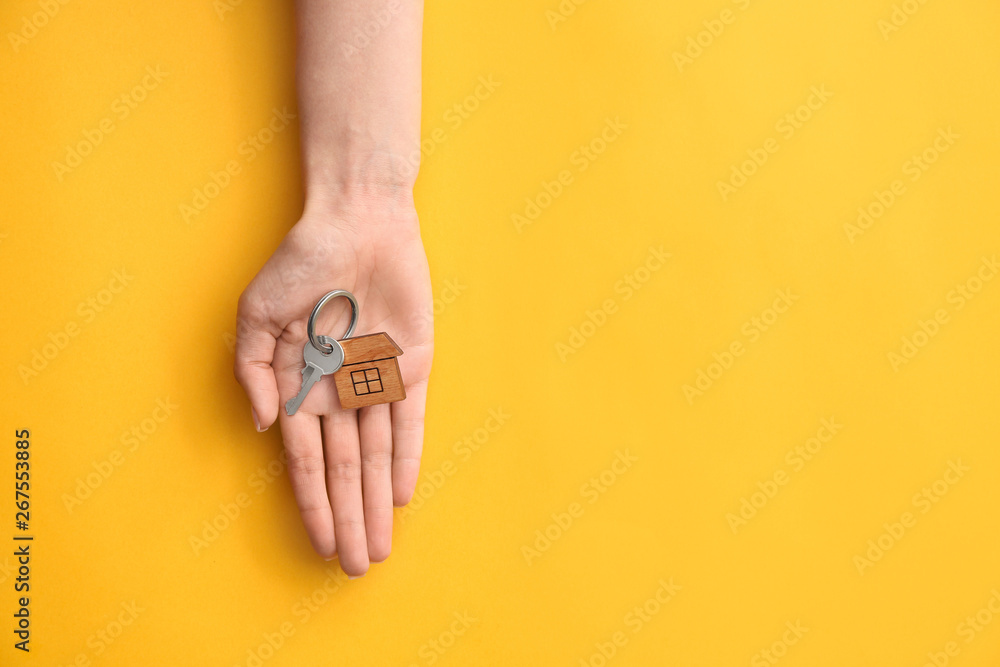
xmin=2 ymin=0 xmax=1000 ymax=665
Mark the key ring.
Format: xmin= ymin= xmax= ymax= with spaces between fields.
xmin=307 ymin=290 xmax=359 ymax=355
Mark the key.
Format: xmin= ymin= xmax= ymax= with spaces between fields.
xmin=285 ymin=335 xmax=345 ymax=416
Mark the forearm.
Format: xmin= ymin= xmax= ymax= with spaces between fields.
xmin=295 ymin=0 xmax=423 ymax=207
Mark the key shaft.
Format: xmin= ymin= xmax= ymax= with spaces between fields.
xmin=285 ymin=364 xmax=323 ymax=416
xmin=284 ymin=336 xmax=346 ymax=416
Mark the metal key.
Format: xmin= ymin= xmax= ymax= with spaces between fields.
xmin=285 ymin=335 xmax=345 ymax=416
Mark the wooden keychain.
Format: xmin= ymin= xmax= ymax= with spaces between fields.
xmin=285 ymin=290 xmax=405 ymax=415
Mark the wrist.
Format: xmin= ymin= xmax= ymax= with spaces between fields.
xmin=302 ymin=149 xmax=419 ymax=210
xmin=303 ymin=186 xmax=416 ymax=220
xmin=300 ymin=184 xmax=420 ymax=238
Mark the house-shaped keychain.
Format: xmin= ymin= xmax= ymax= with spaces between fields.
xmin=332 ymin=332 xmax=407 ymax=409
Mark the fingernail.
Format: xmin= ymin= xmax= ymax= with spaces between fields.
xmin=349 ymin=574 xmax=364 ymax=580
xmin=252 ymin=407 xmax=266 ymax=432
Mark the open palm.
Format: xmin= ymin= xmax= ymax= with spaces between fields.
xmin=235 ymin=204 xmax=433 ymax=576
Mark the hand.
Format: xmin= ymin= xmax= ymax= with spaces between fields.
xmin=234 ymin=197 xmax=433 ymax=576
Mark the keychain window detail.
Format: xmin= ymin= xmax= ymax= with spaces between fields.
xmin=352 ymin=368 xmax=383 ymax=395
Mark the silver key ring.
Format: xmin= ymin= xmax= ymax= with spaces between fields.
xmin=307 ymin=290 xmax=359 ymax=355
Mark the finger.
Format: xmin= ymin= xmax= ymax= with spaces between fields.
xmin=278 ymin=410 xmax=336 ymax=559
xmin=323 ymin=409 xmax=369 ymax=577
xmin=359 ymin=403 xmax=393 ymax=562
xmin=391 ymin=377 xmax=429 ymax=506
xmin=234 ymin=299 xmax=280 ymax=432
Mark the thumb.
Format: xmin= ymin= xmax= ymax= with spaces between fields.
xmin=234 ymin=305 xmax=280 ymax=432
